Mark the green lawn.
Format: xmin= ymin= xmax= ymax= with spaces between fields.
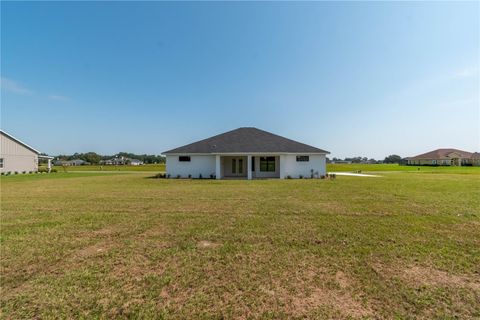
xmin=51 ymin=163 xmax=480 ymax=175
xmin=52 ymin=163 xmax=166 ymax=172
xmin=327 ymin=163 xmax=480 ymax=174
xmin=1 ymin=169 xmax=479 ymax=319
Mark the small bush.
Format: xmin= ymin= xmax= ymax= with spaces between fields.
xmin=199 ymin=174 xmax=203 ymax=179
xmin=286 ymin=175 xmax=292 ymax=179
xmin=167 ymin=174 xmax=171 ymax=178
xmin=1 ymin=172 xmax=4 ymax=176
xmin=38 ymin=167 xmax=48 ymax=173
xmin=22 ymin=171 xmax=27 ymax=174
xmin=176 ymin=174 xmax=181 ymax=179
xmin=51 ymin=168 xmax=57 ymax=173
xmin=29 ymin=171 xmax=33 ymax=174
xmin=14 ymin=171 xmax=19 ymax=175
xmin=320 ymin=175 xmax=326 ymax=179
xmin=153 ymin=173 xmax=166 ymax=178
xmin=188 ymin=174 xmax=192 ymax=179
xmin=299 ymin=175 xmax=303 ymax=179
xmin=210 ymin=174 xmax=215 ymax=179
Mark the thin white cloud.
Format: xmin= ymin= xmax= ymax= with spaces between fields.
xmin=0 ymin=77 xmax=33 ymax=95
xmin=452 ymin=66 xmax=478 ymax=79
xmin=48 ymin=94 xmax=71 ymax=102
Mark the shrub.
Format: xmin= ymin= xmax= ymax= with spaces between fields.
xmin=285 ymin=175 xmax=292 ymax=179
xmin=299 ymin=175 xmax=303 ymax=179
xmin=153 ymin=173 xmax=166 ymax=178
xmin=320 ymin=175 xmax=326 ymax=179
xmin=38 ymin=167 xmax=48 ymax=173
xmin=210 ymin=174 xmax=215 ymax=179
xmin=167 ymin=174 xmax=171 ymax=179
xmin=51 ymin=168 xmax=57 ymax=173
xmin=310 ymin=169 xmax=314 ymax=179
xmin=188 ymin=174 xmax=192 ymax=179
xmin=22 ymin=171 xmax=27 ymax=174
xmin=1 ymin=172 xmax=4 ymax=176
xmin=29 ymin=171 xmax=33 ymax=174
xmin=6 ymin=171 xmax=11 ymax=176
xmin=176 ymin=174 xmax=181 ymax=179
xmin=199 ymin=174 xmax=203 ymax=179
xmin=14 ymin=171 xmax=19 ymax=175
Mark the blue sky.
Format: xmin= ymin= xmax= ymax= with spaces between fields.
xmin=1 ymin=2 xmax=479 ymax=159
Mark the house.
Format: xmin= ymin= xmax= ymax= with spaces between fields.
xmin=129 ymin=159 xmax=143 ymax=166
xmin=68 ymin=159 xmax=89 ymax=166
xmin=0 ymin=130 xmax=53 ymax=173
xmin=100 ymin=157 xmax=143 ymax=165
xmin=53 ymin=159 xmax=89 ymax=166
xmin=163 ymin=127 xmax=329 ymax=179
xmin=406 ymin=148 xmax=479 ymax=166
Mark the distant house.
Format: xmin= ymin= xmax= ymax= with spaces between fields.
xmin=53 ymin=159 xmax=90 ymax=166
xmin=68 ymin=159 xmax=89 ymax=166
xmin=0 ymin=130 xmax=53 ymax=173
xmin=331 ymin=160 xmax=352 ymax=164
xmin=100 ymin=156 xmax=142 ymax=165
xmin=406 ymin=149 xmax=479 ymax=166
xmin=129 ymin=159 xmax=143 ymax=166
xmin=163 ymin=127 xmax=329 ymax=179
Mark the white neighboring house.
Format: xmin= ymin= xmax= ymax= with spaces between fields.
xmin=0 ymin=130 xmax=53 ymax=173
xmin=129 ymin=159 xmax=143 ymax=166
xmin=163 ymin=127 xmax=330 ymax=179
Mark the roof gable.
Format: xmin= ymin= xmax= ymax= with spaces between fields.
xmin=163 ymin=127 xmax=329 ymax=154
xmin=409 ymin=148 xmax=472 ymax=160
xmin=0 ymin=130 xmax=40 ymax=154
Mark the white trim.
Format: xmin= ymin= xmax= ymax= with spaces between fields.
xmin=164 ymin=152 xmax=329 ymax=156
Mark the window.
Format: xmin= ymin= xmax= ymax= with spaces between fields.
xmin=238 ymin=159 xmax=243 ymax=174
xmin=0 ymin=158 xmax=3 ymax=168
xmin=260 ymin=157 xmax=275 ymax=172
xmin=296 ymin=156 xmax=309 ymax=162
xmin=251 ymin=156 xmax=255 ymax=171
xmin=179 ymin=156 xmax=191 ymax=162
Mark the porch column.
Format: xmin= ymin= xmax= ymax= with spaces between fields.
xmin=247 ymin=155 xmax=252 ymax=180
xmin=215 ymin=155 xmax=221 ymax=179
xmin=279 ymin=155 xmax=286 ymax=179
xmin=47 ymin=158 xmax=52 ymax=173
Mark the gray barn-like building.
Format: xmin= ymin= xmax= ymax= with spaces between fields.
xmin=0 ymin=130 xmax=52 ymax=173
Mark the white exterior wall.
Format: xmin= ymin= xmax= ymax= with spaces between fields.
xmin=282 ymin=154 xmax=326 ymax=178
xmin=252 ymin=156 xmax=280 ymax=178
xmin=165 ymin=153 xmax=327 ymax=179
xmin=166 ymin=155 xmax=216 ymax=178
xmin=0 ymin=134 xmax=38 ymax=173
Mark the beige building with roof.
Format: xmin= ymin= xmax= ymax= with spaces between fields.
xmin=0 ymin=130 xmax=53 ymax=173
xmin=406 ymin=148 xmax=480 ymax=166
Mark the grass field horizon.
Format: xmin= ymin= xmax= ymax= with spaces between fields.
xmin=49 ymin=163 xmax=480 ymax=175
xmin=1 ymin=166 xmax=479 ymax=318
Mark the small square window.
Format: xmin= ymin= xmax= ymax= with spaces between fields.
xmin=296 ymin=156 xmax=309 ymax=162
xmin=179 ymin=156 xmax=191 ymax=162
xmin=0 ymin=158 xmax=3 ymax=168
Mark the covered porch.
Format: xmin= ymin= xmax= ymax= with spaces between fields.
xmin=215 ymin=155 xmax=281 ymax=179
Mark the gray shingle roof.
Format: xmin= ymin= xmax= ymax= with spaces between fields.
xmin=163 ymin=127 xmax=329 ymax=154
xmin=408 ymin=148 xmax=473 ymax=160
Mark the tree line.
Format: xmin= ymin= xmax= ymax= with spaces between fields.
xmin=327 ymin=154 xmax=403 ymax=164
xmin=54 ymin=152 xmax=166 ymax=164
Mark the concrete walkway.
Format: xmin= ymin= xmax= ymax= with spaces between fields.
xmin=329 ymin=172 xmax=382 ymax=177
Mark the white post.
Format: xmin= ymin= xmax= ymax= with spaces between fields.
xmin=247 ymin=155 xmax=252 ymax=180
xmin=47 ymin=158 xmax=52 ymax=173
xmin=215 ymin=155 xmax=221 ymax=179
xmin=279 ymin=155 xmax=286 ymax=179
